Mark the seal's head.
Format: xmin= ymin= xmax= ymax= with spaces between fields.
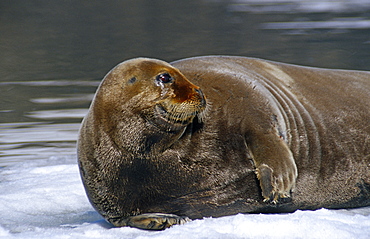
xmin=90 ymin=58 xmax=206 ymax=153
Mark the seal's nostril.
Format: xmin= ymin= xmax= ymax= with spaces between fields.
xmin=194 ymin=88 xmax=203 ymax=97
xmin=195 ymin=88 xmax=206 ymax=104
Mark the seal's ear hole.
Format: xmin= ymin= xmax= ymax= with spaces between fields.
xmin=156 ymin=73 xmax=173 ymax=84
xmin=128 ymin=77 xmax=137 ymax=84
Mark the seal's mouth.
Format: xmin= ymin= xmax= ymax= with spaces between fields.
xmin=154 ymin=88 xmax=206 ymax=128
xmin=155 ymin=102 xmax=204 ymax=125
xmin=149 ymin=87 xmax=206 ymax=131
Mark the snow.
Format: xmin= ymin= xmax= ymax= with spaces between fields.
xmin=0 ymin=156 xmax=369 ymax=239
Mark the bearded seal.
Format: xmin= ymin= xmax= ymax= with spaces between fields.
xmin=78 ymin=56 xmax=370 ymax=230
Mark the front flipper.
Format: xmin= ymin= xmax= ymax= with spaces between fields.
xmin=109 ymin=213 xmax=191 ymax=230
xmin=127 ymin=213 xmax=191 ymax=230
xmin=249 ymin=133 xmax=298 ymax=203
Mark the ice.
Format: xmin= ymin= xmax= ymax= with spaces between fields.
xmin=0 ymin=156 xmax=369 ymax=239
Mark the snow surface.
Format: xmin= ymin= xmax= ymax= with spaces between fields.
xmin=0 ymin=156 xmax=369 ymax=239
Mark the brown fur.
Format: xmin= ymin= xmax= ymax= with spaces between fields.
xmin=78 ymin=56 xmax=370 ymax=230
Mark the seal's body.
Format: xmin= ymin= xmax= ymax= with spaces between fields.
xmin=78 ymin=56 xmax=370 ymax=230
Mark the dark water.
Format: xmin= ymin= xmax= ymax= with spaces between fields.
xmin=1 ymin=0 xmax=370 ymax=166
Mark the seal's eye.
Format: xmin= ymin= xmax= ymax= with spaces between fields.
xmin=156 ymin=73 xmax=173 ymax=84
